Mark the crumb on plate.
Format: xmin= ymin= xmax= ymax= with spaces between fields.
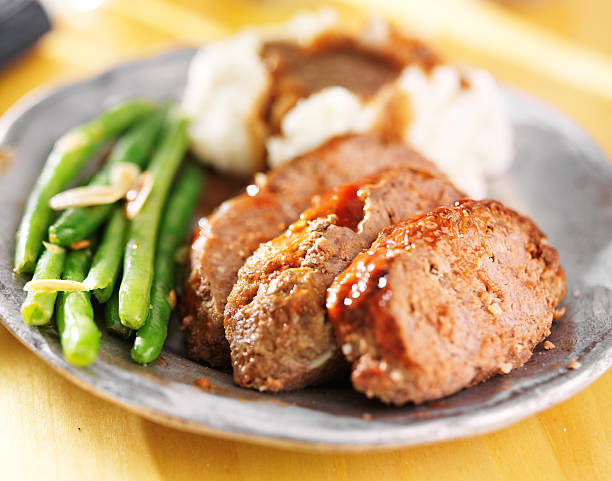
xmin=553 ymin=307 xmax=566 ymax=320
xmin=193 ymin=377 xmax=212 ymax=389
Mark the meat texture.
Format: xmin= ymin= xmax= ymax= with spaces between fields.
xmin=183 ymin=135 xmax=437 ymax=367
xmin=326 ymin=199 xmax=566 ymax=405
xmin=224 ymin=167 xmax=463 ymax=391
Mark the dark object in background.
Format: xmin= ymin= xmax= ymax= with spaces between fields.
xmin=0 ymin=0 xmax=51 ymax=66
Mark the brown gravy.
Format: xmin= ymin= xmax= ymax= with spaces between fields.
xmin=298 ymin=182 xmax=365 ymax=232
xmin=261 ymin=34 xmax=408 ymax=133
xmin=259 ymin=32 xmax=468 ymax=135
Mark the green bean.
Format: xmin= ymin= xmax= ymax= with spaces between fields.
xmin=55 ymin=243 xmax=100 ymax=366
xmin=48 ymin=105 xmax=167 ymax=246
xmin=83 ymin=207 xmax=128 ymax=303
xmin=95 ymin=283 xmax=114 ymax=306
xmin=119 ymin=113 xmax=189 ymax=329
xmin=14 ymin=99 xmax=152 ymax=273
xmin=20 ymin=243 xmax=66 ymax=325
xmin=132 ymin=164 xmax=205 ymax=364
xmin=104 ymin=281 xmax=132 ymax=338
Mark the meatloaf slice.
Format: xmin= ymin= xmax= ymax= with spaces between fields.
xmin=183 ymin=135 xmax=438 ymax=367
xmin=326 ymin=199 xmax=566 ymax=405
xmin=224 ymin=167 xmax=463 ymax=391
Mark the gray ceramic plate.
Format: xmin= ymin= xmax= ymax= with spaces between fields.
xmin=0 ymin=49 xmax=611 ymax=451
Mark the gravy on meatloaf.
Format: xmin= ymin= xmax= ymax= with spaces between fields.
xmin=224 ymin=166 xmax=463 ymax=392
xmin=182 ymin=136 xmax=438 ymax=367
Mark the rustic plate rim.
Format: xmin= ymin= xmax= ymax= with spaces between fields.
xmin=0 ymin=48 xmax=611 ymax=452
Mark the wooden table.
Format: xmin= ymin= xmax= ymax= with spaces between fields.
xmin=1 ymin=1 xmax=610 ymax=479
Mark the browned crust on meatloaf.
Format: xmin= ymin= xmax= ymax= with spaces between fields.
xmin=326 ymin=199 xmax=566 ymax=405
xmin=182 ymin=135 xmax=440 ymax=367
xmin=224 ymin=167 xmax=464 ymax=391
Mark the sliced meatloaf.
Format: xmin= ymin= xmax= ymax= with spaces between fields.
xmin=326 ymin=199 xmax=566 ymax=405
xmin=182 ymin=135 xmax=438 ymax=367
xmin=224 ymin=167 xmax=463 ymax=391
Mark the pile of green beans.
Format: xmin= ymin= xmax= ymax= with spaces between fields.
xmin=14 ymin=99 xmax=153 ymax=274
xmin=16 ymin=99 xmax=205 ymax=367
xmin=48 ymin=105 xmax=167 ymax=246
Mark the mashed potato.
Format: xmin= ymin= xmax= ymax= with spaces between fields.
xmin=181 ymin=9 xmax=341 ymax=175
xmin=397 ymin=65 xmax=512 ymax=198
xmin=266 ymin=87 xmax=378 ymax=168
xmin=182 ymin=10 xmax=513 ymax=198
xmin=181 ymin=32 xmax=270 ymax=175
xmin=267 ymin=63 xmax=511 ymax=198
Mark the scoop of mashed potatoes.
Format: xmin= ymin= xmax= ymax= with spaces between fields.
xmin=181 ymin=8 xmax=340 ymax=176
xmin=395 ymin=65 xmax=512 ymax=198
xmin=182 ymin=10 xmax=512 ymax=198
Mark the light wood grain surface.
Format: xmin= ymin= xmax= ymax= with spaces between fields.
xmin=1 ymin=1 xmax=611 ymax=480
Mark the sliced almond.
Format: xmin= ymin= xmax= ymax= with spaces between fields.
xmin=69 ymin=239 xmax=91 ymax=250
xmin=49 ymin=185 xmax=125 ymax=210
xmin=168 ymin=289 xmax=177 ymax=310
xmin=24 ymin=279 xmax=90 ymax=293
xmin=109 ymin=162 xmax=140 ymax=191
xmin=125 ymin=171 xmax=154 ymax=220
xmin=81 ymin=277 xmax=97 ymax=290
xmin=49 ymin=162 xmax=140 ymax=210
xmin=42 ymin=241 xmax=65 ymax=254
